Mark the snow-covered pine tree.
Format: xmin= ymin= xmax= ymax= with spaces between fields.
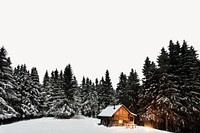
xmin=116 ymin=70 xmax=140 ymax=113
xmin=116 ymin=72 xmax=127 ymax=105
xmin=140 ymin=42 xmax=190 ymax=131
xmin=0 ymin=47 xmax=19 ymax=123
xmin=45 ymin=70 xmax=66 ymax=117
xmin=147 ymin=46 xmax=184 ymax=131
xmin=43 ymin=70 xmax=49 ymax=87
xmin=139 ymin=57 xmax=157 ymax=108
xmin=98 ymin=70 xmax=115 ymax=110
xmin=125 ymin=69 xmax=140 ymax=113
xmin=104 ymin=70 xmax=115 ymax=106
xmin=79 ymin=77 xmax=90 ymax=115
xmin=168 ymin=40 xmax=181 ymax=75
xmin=43 ymin=70 xmax=61 ymax=116
xmin=63 ymin=64 xmax=74 ymax=101
xmin=97 ymin=77 xmax=105 ymax=110
xmin=40 ymin=70 xmax=50 ymax=115
xmin=89 ymin=82 xmax=99 ymax=117
xmin=176 ymin=41 xmax=200 ymax=131
xmin=157 ymin=47 xmax=170 ymax=73
xmin=31 ymin=67 xmax=39 ymax=83
xmin=139 ymin=41 xmax=200 ymax=132
xmin=78 ymin=77 xmax=98 ymax=117
xmin=13 ymin=65 xmax=41 ymax=119
xmin=47 ymin=65 xmax=76 ymax=119
xmin=138 ymin=57 xmax=158 ymax=127
xmin=30 ymin=67 xmax=42 ymax=116
xmin=42 ymin=69 xmax=66 ymax=116
xmin=94 ymin=78 xmax=102 ymax=115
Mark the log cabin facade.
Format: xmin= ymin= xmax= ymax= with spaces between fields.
xmin=98 ymin=105 xmax=137 ymax=127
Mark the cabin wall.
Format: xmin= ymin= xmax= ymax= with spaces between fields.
xmin=112 ymin=107 xmax=135 ymax=126
xmin=99 ymin=106 xmax=136 ymax=127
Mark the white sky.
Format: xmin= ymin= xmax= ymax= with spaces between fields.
xmin=1 ymin=0 xmax=200 ymax=88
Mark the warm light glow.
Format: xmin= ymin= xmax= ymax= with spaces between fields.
xmin=144 ymin=125 xmax=153 ymax=131
xmin=119 ymin=120 xmax=123 ymax=124
xmin=145 ymin=126 xmax=152 ymax=129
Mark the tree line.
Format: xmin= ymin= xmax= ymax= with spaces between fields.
xmin=0 ymin=40 xmax=200 ymax=132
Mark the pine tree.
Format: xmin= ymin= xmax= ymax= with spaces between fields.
xmin=145 ymin=72 xmax=182 ymax=131
xmin=14 ymin=65 xmax=41 ymax=118
xmin=43 ymin=70 xmax=62 ymax=116
xmin=139 ymin=41 xmax=200 ymax=132
xmin=116 ymin=70 xmax=140 ymax=113
xmin=177 ymin=42 xmax=200 ymax=131
xmin=41 ymin=70 xmax=50 ymax=115
xmin=168 ymin=40 xmax=181 ymax=75
xmin=126 ymin=69 xmax=140 ymax=113
xmin=141 ymin=57 xmax=157 ymax=97
xmin=59 ymin=70 xmax=63 ymax=81
xmin=0 ymin=47 xmax=19 ymax=122
xmin=146 ymin=46 xmax=183 ymax=130
xmin=41 ymin=69 xmax=66 ymax=116
xmin=116 ymin=72 xmax=127 ymax=105
xmin=98 ymin=77 xmax=106 ymax=110
xmin=157 ymin=47 xmax=170 ymax=73
xmin=43 ymin=71 xmax=49 ymax=87
xmin=94 ymin=78 xmax=102 ymax=113
xmin=63 ymin=64 xmax=74 ymax=101
xmin=139 ymin=57 xmax=158 ymax=126
xmin=90 ymin=82 xmax=99 ymax=117
xmin=78 ymin=77 xmax=98 ymax=117
xmin=31 ymin=67 xmax=39 ymax=83
xmin=79 ymin=76 xmax=89 ymax=115
xmin=99 ymin=70 xmax=115 ymax=109
xmin=47 ymin=65 xmax=76 ymax=118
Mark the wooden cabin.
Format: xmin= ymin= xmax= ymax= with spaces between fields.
xmin=98 ymin=105 xmax=137 ymax=127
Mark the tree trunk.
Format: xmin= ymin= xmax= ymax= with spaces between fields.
xmin=165 ymin=113 xmax=168 ymax=131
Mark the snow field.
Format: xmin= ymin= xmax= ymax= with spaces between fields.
xmin=0 ymin=117 xmax=171 ymax=133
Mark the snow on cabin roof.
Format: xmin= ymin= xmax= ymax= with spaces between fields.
xmin=98 ymin=105 xmax=122 ymax=117
xmin=98 ymin=105 xmax=136 ymax=117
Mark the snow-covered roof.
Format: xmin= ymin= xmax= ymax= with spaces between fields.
xmin=98 ymin=105 xmax=136 ymax=117
xmin=98 ymin=105 xmax=122 ymax=117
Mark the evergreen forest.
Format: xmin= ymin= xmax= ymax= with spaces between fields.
xmin=0 ymin=40 xmax=199 ymax=132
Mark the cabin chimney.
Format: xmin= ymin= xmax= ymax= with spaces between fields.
xmin=113 ymin=105 xmax=115 ymax=109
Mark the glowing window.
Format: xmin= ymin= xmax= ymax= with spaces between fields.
xmin=119 ymin=120 xmax=123 ymax=124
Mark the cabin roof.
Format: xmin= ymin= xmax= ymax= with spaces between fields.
xmin=98 ymin=104 xmax=137 ymax=117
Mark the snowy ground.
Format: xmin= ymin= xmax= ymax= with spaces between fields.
xmin=0 ymin=117 xmax=170 ymax=133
